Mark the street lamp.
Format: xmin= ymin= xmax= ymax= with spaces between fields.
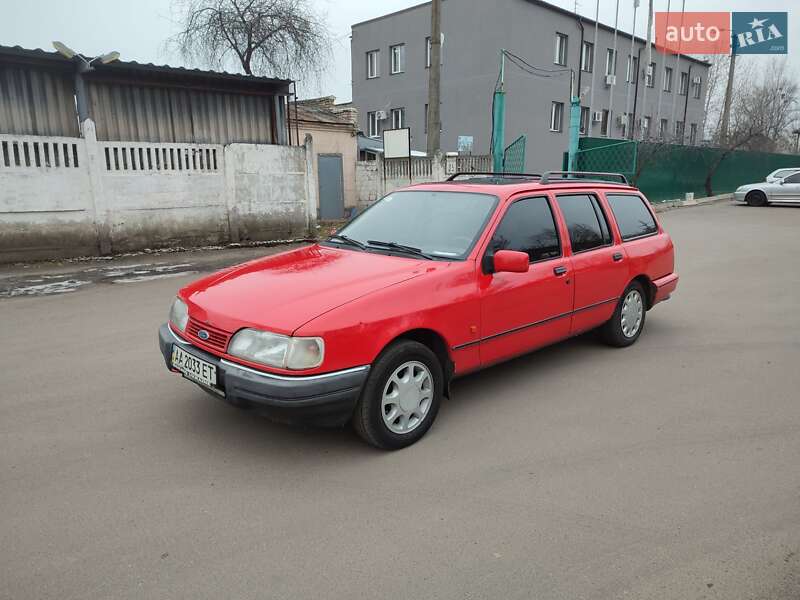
xmin=52 ymin=41 xmax=120 ymax=125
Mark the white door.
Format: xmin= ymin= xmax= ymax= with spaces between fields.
xmin=774 ymin=172 xmax=800 ymax=203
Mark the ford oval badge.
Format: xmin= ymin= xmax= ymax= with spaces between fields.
xmin=197 ymin=329 xmax=210 ymax=340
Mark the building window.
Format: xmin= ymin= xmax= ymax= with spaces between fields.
xmin=689 ymin=123 xmax=698 ymax=145
xmin=366 ymin=50 xmax=380 ymax=79
xmin=579 ymin=106 xmax=590 ymax=135
xmin=391 ymin=107 xmax=405 ymax=129
xmin=550 ymin=101 xmax=564 ymax=132
xmin=663 ymin=66 xmax=673 ymax=92
xmin=642 ymin=116 xmax=652 ymax=138
xmin=659 ymin=118 xmax=668 ymax=139
xmin=605 ymin=48 xmax=617 ymax=76
xmin=367 ymin=111 xmax=380 ymax=138
xmin=675 ymin=120 xmax=685 ymax=141
xmin=600 ymin=109 xmax=611 ymax=136
xmin=645 ymin=62 xmax=656 ymax=88
xmin=426 ymin=37 xmax=431 ymax=68
xmin=679 ymin=71 xmax=689 ymax=95
xmin=692 ymin=76 xmax=702 ymax=99
xmin=554 ymin=33 xmax=568 ymax=66
xmin=626 ymin=55 xmax=638 ymax=83
xmin=390 ymin=44 xmax=405 ymax=74
xmin=581 ymin=41 xmax=594 ymax=72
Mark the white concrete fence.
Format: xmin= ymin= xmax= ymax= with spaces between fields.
xmin=0 ymin=121 xmax=316 ymax=263
xmin=355 ymin=153 xmax=492 ymax=208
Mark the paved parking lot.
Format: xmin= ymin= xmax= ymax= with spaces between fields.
xmin=2 ymin=202 xmax=799 ymax=600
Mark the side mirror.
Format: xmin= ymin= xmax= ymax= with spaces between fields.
xmin=492 ymin=250 xmax=530 ymax=274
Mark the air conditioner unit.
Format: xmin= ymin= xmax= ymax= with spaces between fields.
xmin=592 ymin=111 xmax=604 ymax=122
xmin=605 ymin=74 xmax=616 ymax=86
xmin=645 ymin=65 xmax=654 ymax=76
xmin=375 ymin=110 xmax=388 ymax=120
xmin=692 ymin=76 xmax=702 ymax=84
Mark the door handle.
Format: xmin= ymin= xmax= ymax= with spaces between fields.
xmin=553 ymin=266 xmax=568 ymax=276
xmin=612 ymin=252 xmax=624 ymax=262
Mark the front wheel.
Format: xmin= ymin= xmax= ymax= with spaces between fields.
xmin=601 ymin=281 xmax=647 ymax=347
xmin=353 ymin=340 xmax=443 ymax=450
xmin=745 ymin=190 xmax=768 ymax=207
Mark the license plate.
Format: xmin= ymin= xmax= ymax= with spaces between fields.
xmin=171 ymin=345 xmax=217 ymax=388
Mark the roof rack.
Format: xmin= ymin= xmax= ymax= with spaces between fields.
xmin=539 ymin=171 xmax=629 ymax=185
xmin=446 ymin=172 xmax=542 ymax=182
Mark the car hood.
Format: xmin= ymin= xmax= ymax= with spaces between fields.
xmin=180 ymin=244 xmax=429 ymax=334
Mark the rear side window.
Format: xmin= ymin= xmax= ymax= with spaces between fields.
xmin=556 ymin=194 xmax=612 ymax=253
xmin=606 ymin=194 xmax=658 ymax=240
xmin=489 ymin=196 xmax=561 ymax=262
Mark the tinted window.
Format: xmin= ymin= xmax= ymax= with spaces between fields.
xmin=556 ymin=194 xmax=611 ymax=252
xmin=606 ymin=194 xmax=658 ymax=240
xmin=489 ymin=196 xmax=561 ymax=262
xmin=783 ymin=173 xmax=800 ymax=184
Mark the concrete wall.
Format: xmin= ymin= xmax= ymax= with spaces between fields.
xmin=0 ymin=123 xmax=314 ymax=263
xmin=351 ymin=0 xmax=710 ymax=171
xmin=295 ymin=123 xmax=358 ymax=213
xmin=0 ymin=135 xmax=99 ymax=261
xmin=354 ymin=153 xmax=491 ymax=208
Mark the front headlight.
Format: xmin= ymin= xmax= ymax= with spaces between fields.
xmin=228 ymin=328 xmax=324 ymax=370
xmin=169 ymin=297 xmax=189 ymax=331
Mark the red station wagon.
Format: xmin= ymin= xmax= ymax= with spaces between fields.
xmin=158 ymin=171 xmax=679 ymax=449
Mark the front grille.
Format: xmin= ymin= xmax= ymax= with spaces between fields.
xmin=186 ymin=317 xmax=231 ymax=353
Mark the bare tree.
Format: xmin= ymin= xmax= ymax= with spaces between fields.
xmin=170 ymin=0 xmax=331 ymax=80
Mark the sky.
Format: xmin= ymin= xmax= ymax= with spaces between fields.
xmin=1 ymin=0 xmax=797 ymax=102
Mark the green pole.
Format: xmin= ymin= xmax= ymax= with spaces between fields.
xmin=567 ymin=95 xmax=581 ymax=170
xmin=492 ymin=50 xmax=506 ymax=172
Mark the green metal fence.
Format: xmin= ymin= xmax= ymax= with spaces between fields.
xmin=569 ymin=137 xmax=800 ymax=202
xmin=503 ymin=135 xmax=526 ymax=173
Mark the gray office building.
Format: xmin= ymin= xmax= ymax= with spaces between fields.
xmin=351 ymin=0 xmax=709 ymax=170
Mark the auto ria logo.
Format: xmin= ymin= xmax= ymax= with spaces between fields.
xmin=655 ymin=11 xmax=787 ymax=54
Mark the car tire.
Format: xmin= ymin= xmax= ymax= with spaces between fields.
xmin=353 ymin=340 xmax=444 ymax=450
xmin=745 ymin=190 xmax=768 ymax=207
xmin=601 ymin=281 xmax=647 ymax=347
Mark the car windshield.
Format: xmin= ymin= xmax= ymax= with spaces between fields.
xmin=330 ymin=191 xmax=498 ymax=260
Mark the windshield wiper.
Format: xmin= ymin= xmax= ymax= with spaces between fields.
xmin=366 ymin=240 xmax=434 ymax=260
xmin=327 ymin=234 xmax=367 ymax=250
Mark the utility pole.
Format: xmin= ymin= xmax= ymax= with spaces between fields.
xmin=639 ymin=0 xmax=654 ymax=140
xmin=586 ymin=0 xmax=600 ymax=136
xmin=720 ymin=50 xmax=736 ymax=145
xmin=426 ymin=0 xmax=442 ymax=156
xmin=624 ymin=0 xmax=639 ymax=139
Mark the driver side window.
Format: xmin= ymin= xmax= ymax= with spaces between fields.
xmin=489 ymin=196 xmax=561 ymax=262
xmin=783 ymin=173 xmax=800 ymax=184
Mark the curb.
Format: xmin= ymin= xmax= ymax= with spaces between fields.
xmin=653 ymin=193 xmax=733 ymax=213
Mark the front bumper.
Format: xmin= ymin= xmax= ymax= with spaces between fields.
xmin=158 ymin=323 xmax=369 ymax=427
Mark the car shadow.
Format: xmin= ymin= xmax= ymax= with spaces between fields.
xmin=174 ymin=330 xmax=628 ymax=457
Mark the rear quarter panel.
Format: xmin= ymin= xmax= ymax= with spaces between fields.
xmin=599 ymin=191 xmax=675 ymax=284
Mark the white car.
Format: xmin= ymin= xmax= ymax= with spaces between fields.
xmin=734 ymin=172 xmax=800 ymax=206
xmin=765 ymin=168 xmax=800 ymax=183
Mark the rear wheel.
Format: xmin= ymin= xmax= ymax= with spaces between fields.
xmin=745 ymin=190 xmax=768 ymax=207
xmin=353 ymin=340 xmax=443 ymax=450
xmin=601 ymin=281 xmax=647 ymax=347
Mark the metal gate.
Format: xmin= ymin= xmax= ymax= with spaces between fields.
xmin=502 ymin=135 xmax=526 ymax=173
xmin=318 ymin=154 xmax=344 ymax=219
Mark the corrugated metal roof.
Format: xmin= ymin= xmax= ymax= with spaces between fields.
xmin=0 ymin=44 xmax=293 ymax=89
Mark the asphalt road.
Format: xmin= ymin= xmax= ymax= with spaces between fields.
xmin=2 ymin=202 xmax=799 ymax=600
